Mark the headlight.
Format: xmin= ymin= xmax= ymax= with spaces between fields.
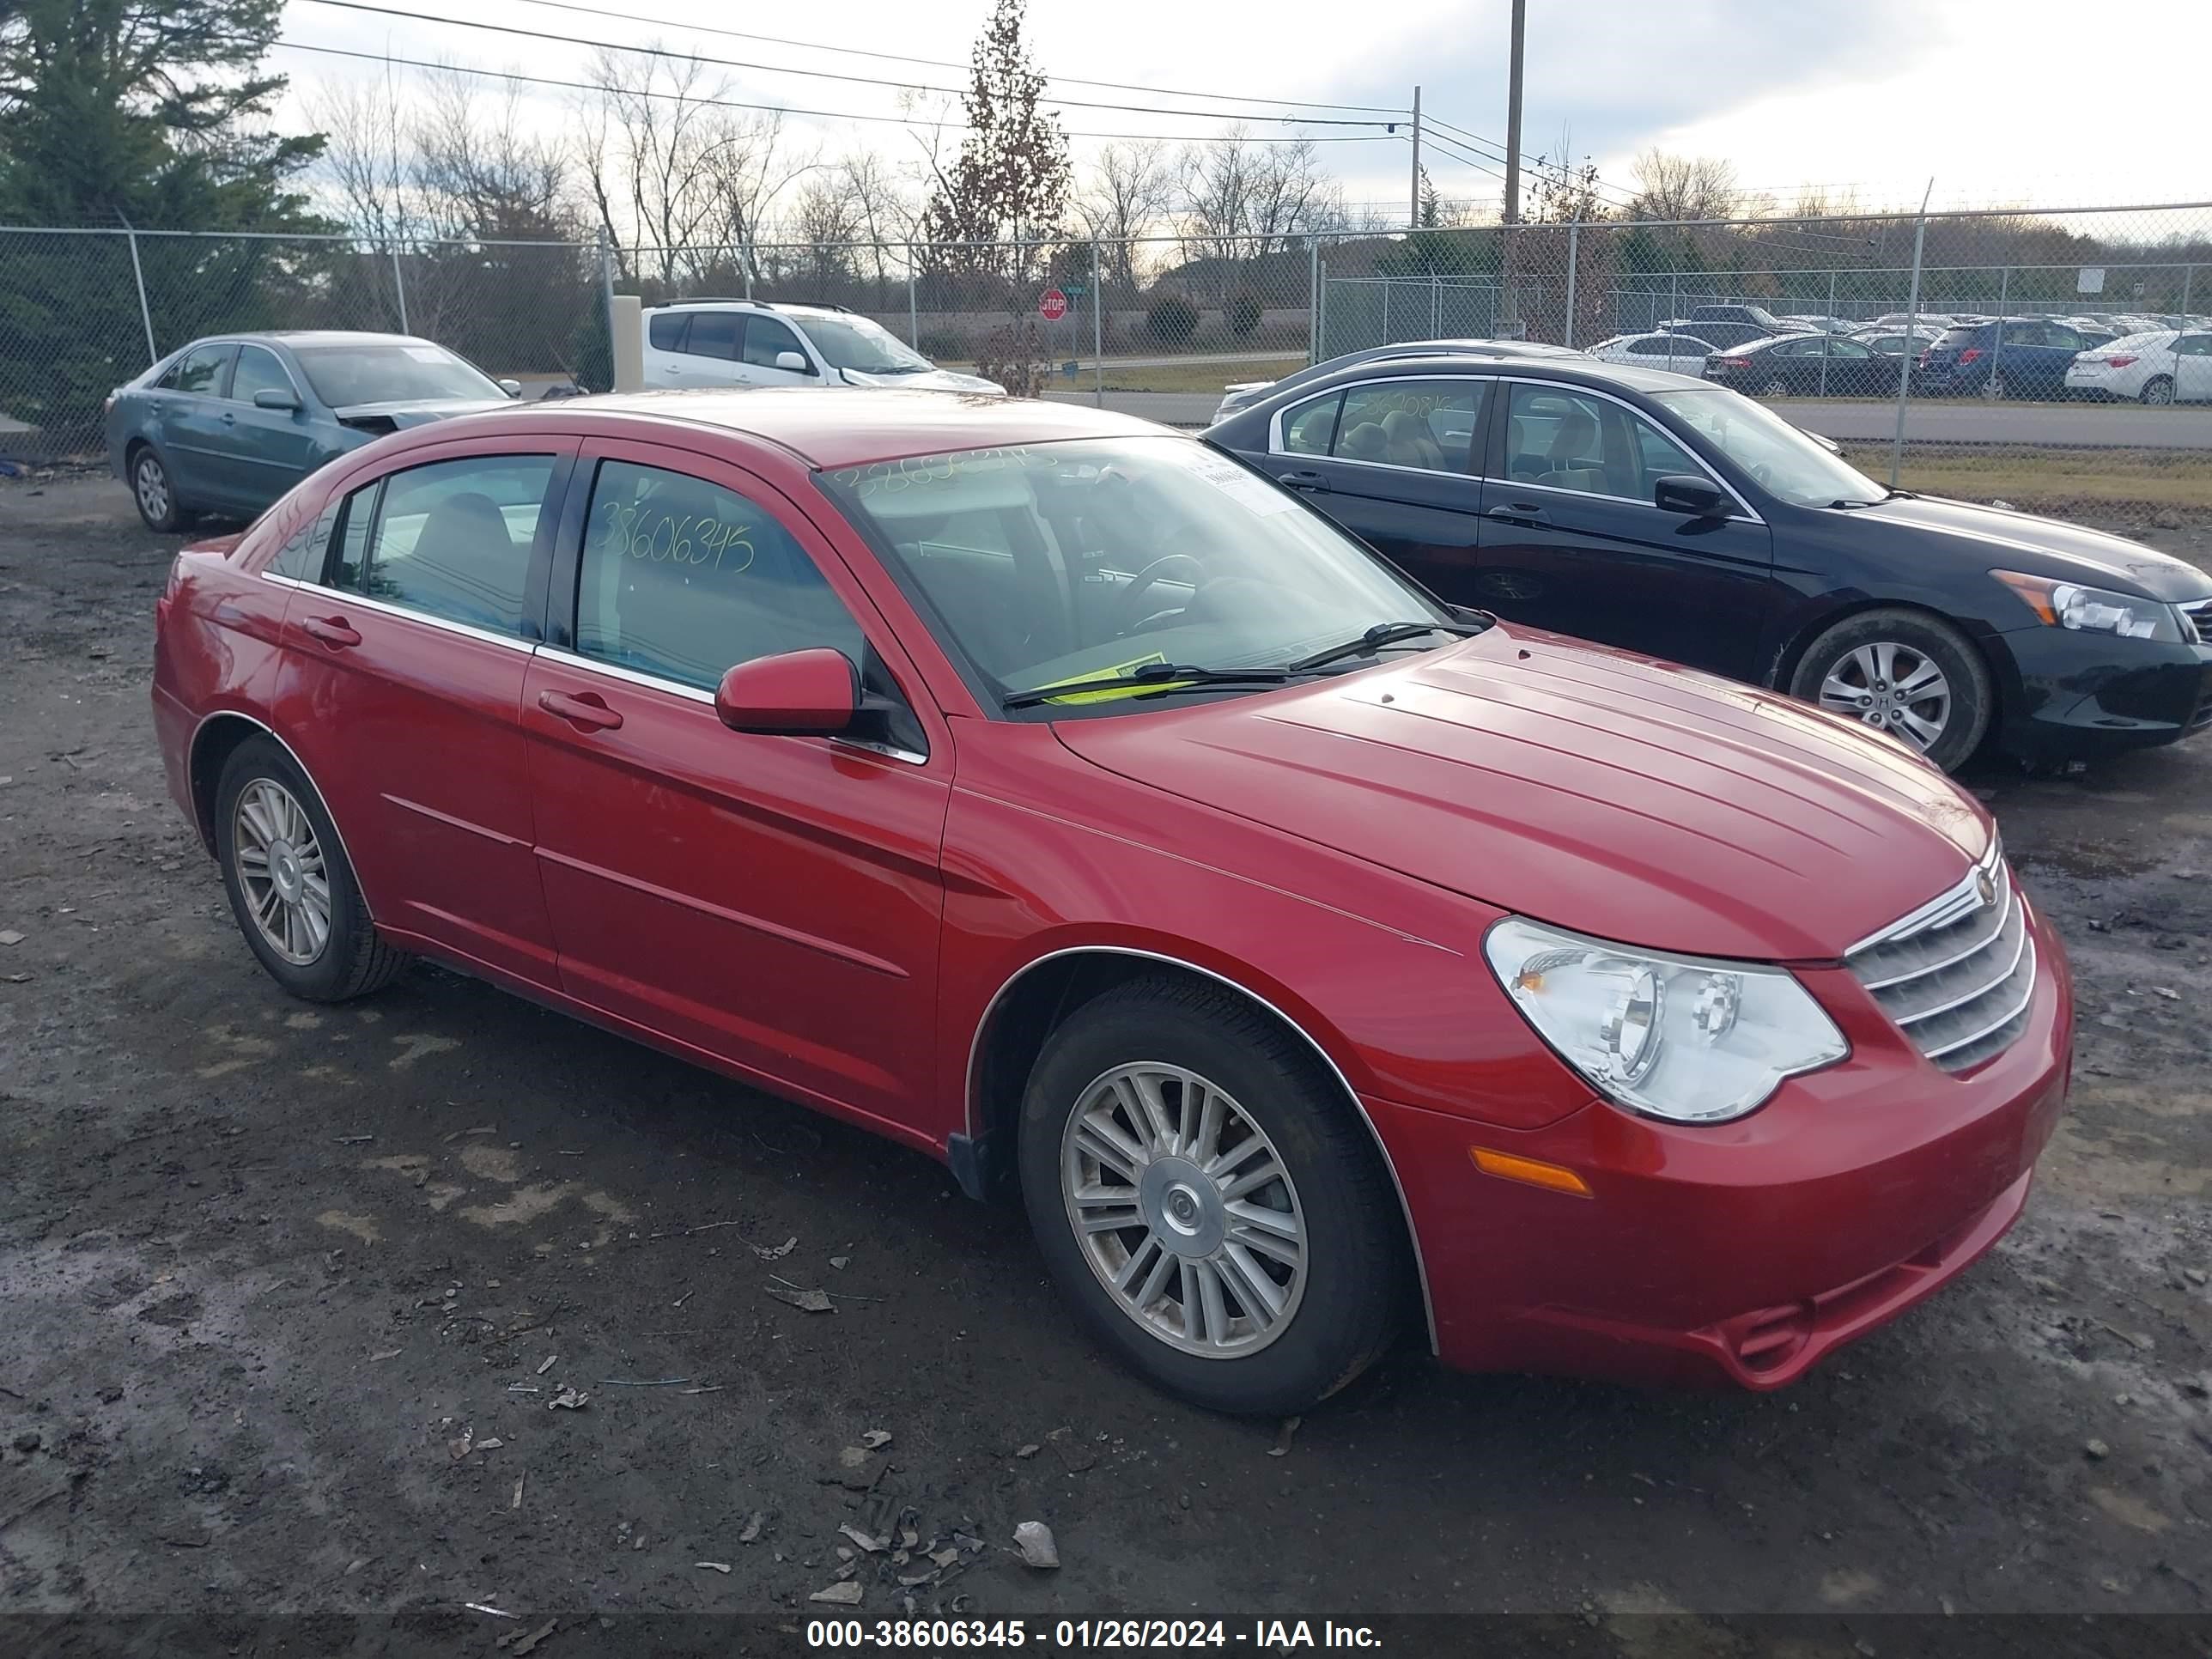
xmin=1992 ymin=570 xmax=2183 ymax=641
xmin=1482 ymin=918 xmax=1849 ymax=1124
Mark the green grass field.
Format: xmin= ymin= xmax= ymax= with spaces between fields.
xmin=1838 ymin=445 xmax=2212 ymax=511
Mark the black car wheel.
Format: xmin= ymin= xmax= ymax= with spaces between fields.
xmin=214 ymin=736 xmax=407 ymax=1001
xmin=1018 ymin=975 xmax=1404 ymax=1415
xmin=1790 ymin=609 xmax=1993 ymax=774
xmin=129 ymin=445 xmax=190 ymax=533
xmin=1987 ymin=368 xmax=2012 ymax=400
xmin=1759 ymin=375 xmax=1790 ymax=398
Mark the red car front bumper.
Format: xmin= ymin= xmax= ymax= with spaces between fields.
xmin=1371 ymin=908 xmax=2073 ymax=1389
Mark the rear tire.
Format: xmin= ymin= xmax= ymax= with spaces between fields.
xmin=214 ymin=736 xmax=406 ymax=1001
xmin=130 ymin=445 xmax=190 ymax=534
xmin=1017 ymin=975 xmax=1404 ymax=1415
xmin=1789 ymin=608 xmax=1993 ymax=775
xmin=1759 ymin=375 xmax=1790 ymax=398
xmin=2142 ymin=375 xmax=2176 ymax=406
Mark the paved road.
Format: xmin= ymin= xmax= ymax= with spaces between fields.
xmin=1048 ymin=386 xmax=2212 ymax=447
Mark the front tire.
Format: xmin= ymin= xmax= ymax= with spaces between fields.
xmin=130 ymin=445 xmax=189 ymax=533
xmin=1018 ymin=975 xmax=1404 ymax=1415
xmin=1759 ymin=376 xmax=1790 ymax=398
xmin=214 ymin=737 xmax=406 ymax=1001
xmin=1789 ymin=608 xmax=1993 ymax=774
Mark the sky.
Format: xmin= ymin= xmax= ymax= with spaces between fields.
xmin=271 ymin=0 xmax=2210 ymax=222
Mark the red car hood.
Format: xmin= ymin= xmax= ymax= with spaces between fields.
xmin=1052 ymin=627 xmax=1991 ymax=962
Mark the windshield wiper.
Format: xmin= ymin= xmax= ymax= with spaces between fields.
xmin=1001 ymin=663 xmax=1294 ymax=709
xmin=1284 ymin=619 xmax=1486 ymax=674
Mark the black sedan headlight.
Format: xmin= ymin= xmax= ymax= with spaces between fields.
xmin=1992 ymin=570 xmax=2187 ymax=642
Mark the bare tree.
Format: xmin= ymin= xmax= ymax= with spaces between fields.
xmin=1073 ymin=140 xmax=1174 ymax=291
xmin=1628 ymin=150 xmax=1740 ymax=223
xmin=308 ymin=65 xmax=419 ymax=243
xmin=835 ymin=149 xmax=915 ymax=297
xmin=571 ymin=46 xmax=735 ymax=287
xmin=790 ymin=174 xmax=861 ymax=295
xmin=1180 ymin=131 xmax=1340 ymax=251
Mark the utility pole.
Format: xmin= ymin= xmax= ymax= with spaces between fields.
xmin=1500 ymin=0 xmax=1527 ymax=335
xmin=1502 ymin=0 xmax=1526 ymax=226
xmin=1409 ymin=85 xmax=1422 ymax=227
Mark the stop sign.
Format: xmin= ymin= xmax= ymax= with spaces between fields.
xmin=1038 ymin=288 xmax=1068 ymax=320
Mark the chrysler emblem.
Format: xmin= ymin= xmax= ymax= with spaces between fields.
xmin=1976 ymin=869 xmax=1996 ymax=907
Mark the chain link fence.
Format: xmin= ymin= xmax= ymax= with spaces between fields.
xmin=6 ymin=204 xmax=2211 ymax=512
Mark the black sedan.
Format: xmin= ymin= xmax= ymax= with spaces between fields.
xmin=1703 ymin=332 xmax=1902 ymax=397
xmin=1206 ymin=355 xmax=2212 ymax=771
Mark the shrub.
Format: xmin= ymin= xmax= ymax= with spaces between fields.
xmin=1145 ymin=292 xmax=1199 ymax=349
xmin=1226 ymin=289 xmax=1263 ymax=340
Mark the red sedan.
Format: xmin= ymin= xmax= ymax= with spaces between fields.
xmin=150 ymin=389 xmax=2071 ymax=1414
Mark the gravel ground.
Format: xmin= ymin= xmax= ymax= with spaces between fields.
xmin=0 ymin=477 xmax=2208 ymax=1635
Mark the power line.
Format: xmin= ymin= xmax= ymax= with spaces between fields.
xmin=295 ymin=0 xmax=1398 ymax=127
xmin=1424 ymin=112 xmax=1641 ymax=210
xmin=496 ymin=0 xmax=1408 ymax=114
xmin=270 ymin=37 xmax=1403 ymax=145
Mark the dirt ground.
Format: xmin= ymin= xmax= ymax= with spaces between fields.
xmin=1 ymin=476 xmax=2209 ymax=1638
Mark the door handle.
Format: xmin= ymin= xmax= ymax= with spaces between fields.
xmin=538 ymin=688 xmax=624 ymax=732
xmin=1277 ymin=469 xmax=1325 ymax=489
xmin=1486 ymin=502 xmax=1551 ymax=526
xmin=221 ymin=411 xmax=237 ymax=426
xmin=298 ymin=614 xmax=361 ymax=648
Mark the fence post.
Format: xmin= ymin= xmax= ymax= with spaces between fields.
xmin=2184 ymin=264 xmax=2196 ymax=319
xmin=907 ymin=249 xmax=920 ymax=349
xmin=391 ymin=241 xmax=409 ymax=335
xmin=1888 ymin=183 xmax=1933 ymax=490
xmin=1316 ymin=253 xmax=1328 ymax=361
xmin=1668 ymin=270 xmax=1678 ymax=329
xmin=1988 ymin=266 xmax=2008 ymax=396
xmin=1308 ymin=236 xmax=1321 ymax=363
xmin=1091 ymin=239 xmax=1104 ymax=410
xmin=597 ymin=231 xmax=617 ymax=392
xmin=1564 ymin=220 xmax=1581 ymax=348
xmin=1820 ymin=268 xmax=1837 ymax=395
xmin=117 ymin=216 xmax=157 ymax=366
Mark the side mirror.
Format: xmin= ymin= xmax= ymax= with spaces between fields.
xmin=1805 ymin=428 xmax=1843 ymax=455
xmin=774 ymin=350 xmax=813 ymax=374
xmin=498 ymin=378 xmax=522 ymax=398
xmin=714 ymin=647 xmax=858 ymax=736
xmin=1653 ymin=474 xmax=1729 ymax=518
xmin=252 ymin=386 xmax=302 ymax=412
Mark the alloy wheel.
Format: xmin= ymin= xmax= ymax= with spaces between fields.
xmin=1060 ymin=1063 xmax=1307 ymax=1358
xmin=2144 ymin=376 xmax=2175 ymax=406
xmin=134 ymin=455 xmax=170 ymax=523
xmin=1817 ymin=641 xmax=1952 ymax=751
xmin=232 ymin=778 xmax=333 ymax=965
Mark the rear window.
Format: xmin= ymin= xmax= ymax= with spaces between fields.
xmin=1935 ymin=327 xmax=1983 ymax=349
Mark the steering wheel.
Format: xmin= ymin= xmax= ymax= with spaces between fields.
xmin=1113 ymin=552 xmax=1206 ymax=634
xmin=1750 ymin=461 xmax=1775 ymax=489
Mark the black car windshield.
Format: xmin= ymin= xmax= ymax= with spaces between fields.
xmin=291 ymin=343 xmax=503 ymax=407
xmin=801 ymin=314 xmax=935 ymax=374
xmin=1648 ymin=386 xmax=1887 ymax=507
xmin=820 ymin=437 xmax=1458 ymax=714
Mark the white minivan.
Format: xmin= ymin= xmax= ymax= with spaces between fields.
xmin=639 ymin=300 xmax=1004 ymax=394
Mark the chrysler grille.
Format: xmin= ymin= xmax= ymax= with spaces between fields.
xmin=1846 ymin=841 xmax=2035 ymax=1073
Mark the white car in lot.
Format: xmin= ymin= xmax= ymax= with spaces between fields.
xmin=1585 ymin=331 xmax=1717 ymax=374
xmin=2063 ymin=329 xmax=2212 ymax=404
xmin=640 ymin=300 xmax=1004 ymax=394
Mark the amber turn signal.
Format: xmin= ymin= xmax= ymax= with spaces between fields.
xmin=1469 ymin=1147 xmax=1593 ymax=1196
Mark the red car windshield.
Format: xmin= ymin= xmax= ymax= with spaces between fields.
xmin=822 ymin=437 xmax=1455 ymax=710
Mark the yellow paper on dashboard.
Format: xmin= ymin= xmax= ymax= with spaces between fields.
xmin=1028 ymin=652 xmax=1194 ymax=706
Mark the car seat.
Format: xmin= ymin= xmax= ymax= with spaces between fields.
xmin=395 ymin=492 xmax=517 ymax=629
xmin=1380 ymin=409 xmax=1446 ymax=470
xmin=1535 ymin=406 xmax=1606 ymax=494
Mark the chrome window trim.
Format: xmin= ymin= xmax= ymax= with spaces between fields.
xmin=1495 ymin=374 xmax=1765 ymax=525
xmin=536 ymin=647 xmax=929 ymax=768
xmin=1267 ymin=374 xmax=1493 ymax=481
xmin=259 ymin=571 xmax=538 ymax=655
xmin=963 ymin=945 xmax=1438 ymax=1353
xmin=185 ymin=709 xmax=374 ymax=923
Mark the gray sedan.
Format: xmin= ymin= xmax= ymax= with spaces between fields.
xmin=104 ymin=331 xmax=521 ymax=531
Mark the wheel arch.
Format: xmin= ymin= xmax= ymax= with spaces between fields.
xmin=960 ymin=944 xmax=1437 ymax=1352
xmin=186 ymin=710 xmax=373 ymax=920
xmin=1769 ymin=596 xmax=2006 ymax=710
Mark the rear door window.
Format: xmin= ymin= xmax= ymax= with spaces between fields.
xmin=684 ymin=312 xmax=741 ymax=361
xmin=647 ymin=313 xmax=688 ymax=351
xmin=159 ymin=343 xmax=236 ymax=395
xmin=1333 ymin=380 xmax=1485 ymax=472
xmin=334 ymin=454 xmax=559 ymax=636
